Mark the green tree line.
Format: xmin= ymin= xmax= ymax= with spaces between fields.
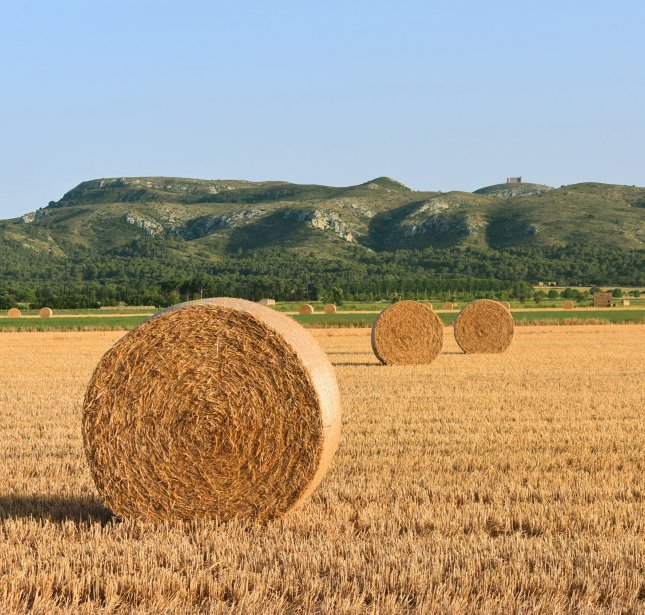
xmin=0 ymin=241 xmax=642 ymax=308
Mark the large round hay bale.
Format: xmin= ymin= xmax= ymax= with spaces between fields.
xmin=563 ymin=300 xmax=575 ymax=309
xmin=7 ymin=308 xmax=21 ymax=318
xmin=500 ymin=301 xmax=511 ymax=310
xmin=39 ymin=307 xmax=53 ymax=318
xmin=82 ymin=298 xmax=342 ymax=523
xmin=299 ymin=304 xmax=314 ymax=314
xmin=371 ymin=300 xmax=444 ymax=365
xmin=323 ymin=304 xmax=337 ymax=314
xmin=443 ymin=301 xmax=454 ymax=310
xmin=454 ymin=299 xmax=514 ymax=354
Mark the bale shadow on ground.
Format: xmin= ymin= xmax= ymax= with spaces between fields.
xmin=0 ymin=494 xmax=113 ymax=524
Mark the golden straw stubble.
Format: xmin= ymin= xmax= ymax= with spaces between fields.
xmin=454 ymin=299 xmax=514 ymax=354
xmin=371 ymin=300 xmax=444 ymax=365
xmin=82 ymin=298 xmax=342 ymax=523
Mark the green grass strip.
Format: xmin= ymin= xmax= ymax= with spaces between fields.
xmin=1 ymin=309 xmax=643 ymax=332
xmin=0 ymin=316 xmax=149 ymax=332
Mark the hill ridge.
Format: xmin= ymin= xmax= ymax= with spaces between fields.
xmin=2 ymin=176 xmax=642 ymax=262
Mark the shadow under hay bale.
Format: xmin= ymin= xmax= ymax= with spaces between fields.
xmin=454 ymin=299 xmax=514 ymax=354
xmin=299 ymin=304 xmax=314 ymax=314
xmin=82 ymin=298 xmax=342 ymax=523
xmin=0 ymin=494 xmax=112 ymax=525
xmin=371 ymin=300 xmax=444 ymax=365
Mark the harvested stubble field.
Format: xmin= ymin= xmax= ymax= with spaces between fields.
xmin=0 ymin=325 xmax=643 ymax=614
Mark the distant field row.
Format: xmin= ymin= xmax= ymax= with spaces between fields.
xmin=273 ymin=299 xmax=645 ymax=312
xmin=12 ymin=307 xmax=158 ymax=316
xmin=293 ymin=310 xmax=645 ymax=327
xmin=7 ymin=297 xmax=645 ymax=318
xmin=1 ymin=309 xmax=644 ymax=332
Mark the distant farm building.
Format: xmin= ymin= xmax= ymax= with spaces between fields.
xmin=593 ymin=292 xmax=612 ymax=308
xmin=506 ymin=177 xmax=522 ymax=184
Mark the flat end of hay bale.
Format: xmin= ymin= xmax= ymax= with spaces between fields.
xmin=443 ymin=301 xmax=454 ymax=310
xmin=454 ymin=299 xmax=514 ymax=354
xmin=563 ymin=300 xmax=575 ymax=309
xmin=371 ymin=300 xmax=444 ymax=365
xmin=323 ymin=304 xmax=337 ymax=314
xmin=7 ymin=308 xmax=21 ymax=319
xmin=82 ymin=298 xmax=342 ymax=522
xmin=299 ymin=304 xmax=314 ymax=314
xmin=39 ymin=307 xmax=53 ymax=318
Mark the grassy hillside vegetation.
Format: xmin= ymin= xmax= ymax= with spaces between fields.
xmin=8 ymin=177 xmax=644 ymax=253
xmin=0 ymin=177 xmax=643 ymax=307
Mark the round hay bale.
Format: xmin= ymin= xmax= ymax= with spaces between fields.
xmin=299 ymin=304 xmax=314 ymax=315
xmin=323 ymin=304 xmax=337 ymax=314
xmin=82 ymin=298 xmax=342 ymax=523
xmin=454 ymin=299 xmax=514 ymax=354
xmin=443 ymin=301 xmax=454 ymax=310
xmin=7 ymin=308 xmax=21 ymax=318
xmin=371 ymin=300 xmax=444 ymax=365
xmin=39 ymin=307 xmax=53 ymax=318
xmin=500 ymin=301 xmax=511 ymax=310
xmin=563 ymin=300 xmax=575 ymax=309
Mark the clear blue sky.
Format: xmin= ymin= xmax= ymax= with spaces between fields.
xmin=1 ymin=0 xmax=644 ymax=218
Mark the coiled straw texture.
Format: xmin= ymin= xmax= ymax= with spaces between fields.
xmin=82 ymin=298 xmax=342 ymax=523
xmin=371 ymin=300 xmax=444 ymax=365
xmin=454 ymin=299 xmax=514 ymax=354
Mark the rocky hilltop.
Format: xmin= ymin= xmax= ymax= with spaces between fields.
xmin=4 ymin=176 xmax=644 ymax=261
